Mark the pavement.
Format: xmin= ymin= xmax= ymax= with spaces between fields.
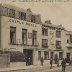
xmin=0 ymin=64 xmax=61 ymax=72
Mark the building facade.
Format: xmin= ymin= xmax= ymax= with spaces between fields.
xmin=0 ymin=3 xmax=72 ymax=66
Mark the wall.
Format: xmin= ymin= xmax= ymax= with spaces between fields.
xmin=0 ymin=54 xmax=10 ymax=68
xmin=1 ymin=16 xmax=42 ymax=52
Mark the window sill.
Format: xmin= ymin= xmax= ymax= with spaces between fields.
xmin=9 ymin=43 xmax=39 ymax=47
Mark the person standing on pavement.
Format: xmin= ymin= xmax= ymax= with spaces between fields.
xmin=70 ymin=58 xmax=72 ymax=65
xmin=50 ymin=58 xmax=53 ymax=69
xmin=57 ymin=58 xmax=59 ymax=67
xmin=40 ymin=57 xmax=44 ymax=66
xmin=61 ymin=58 xmax=66 ymax=72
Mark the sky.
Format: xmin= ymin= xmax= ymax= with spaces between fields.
xmin=0 ymin=0 xmax=72 ymax=31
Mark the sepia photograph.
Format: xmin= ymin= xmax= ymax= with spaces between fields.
xmin=0 ymin=0 xmax=72 ymax=72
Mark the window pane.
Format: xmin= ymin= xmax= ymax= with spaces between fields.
xmin=19 ymin=12 xmax=26 ymax=20
xmin=10 ymin=27 xmax=16 ymax=44
xmin=15 ymin=11 xmax=19 ymax=19
xmin=31 ymin=15 xmax=36 ymax=23
xmin=56 ymin=41 xmax=61 ymax=49
xmin=8 ymin=9 xmax=15 ymax=18
xmin=42 ymin=27 xmax=48 ymax=36
xmin=42 ymin=39 xmax=48 ymax=48
xmin=56 ymin=30 xmax=61 ymax=38
xmin=32 ymin=31 xmax=37 ymax=45
xmin=22 ymin=29 xmax=27 ymax=45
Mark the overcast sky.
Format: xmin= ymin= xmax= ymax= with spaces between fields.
xmin=0 ymin=0 xmax=72 ymax=31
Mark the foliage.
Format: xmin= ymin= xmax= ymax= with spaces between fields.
xmin=4 ymin=51 xmax=25 ymax=62
xmin=10 ymin=51 xmax=25 ymax=62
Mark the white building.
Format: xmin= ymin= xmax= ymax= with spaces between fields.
xmin=0 ymin=3 xmax=72 ymax=66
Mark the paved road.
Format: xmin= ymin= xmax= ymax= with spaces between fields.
xmin=1 ymin=65 xmax=72 ymax=72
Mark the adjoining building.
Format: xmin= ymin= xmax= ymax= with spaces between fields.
xmin=41 ymin=20 xmax=66 ymax=65
xmin=0 ymin=3 xmax=72 ymax=66
xmin=65 ymin=31 xmax=72 ymax=63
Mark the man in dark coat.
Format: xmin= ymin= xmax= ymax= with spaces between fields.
xmin=61 ymin=58 xmax=66 ymax=72
xmin=50 ymin=58 xmax=53 ymax=69
xmin=40 ymin=57 xmax=44 ymax=66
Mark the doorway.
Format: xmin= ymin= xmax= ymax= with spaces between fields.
xmin=50 ymin=52 xmax=54 ymax=59
xmin=23 ymin=49 xmax=33 ymax=65
xmin=66 ymin=53 xmax=70 ymax=63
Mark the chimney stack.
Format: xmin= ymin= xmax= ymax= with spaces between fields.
xmin=45 ymin=20 xmax=52 ymax=24
xmin=27 ymin=8 xmax=32 ymax=13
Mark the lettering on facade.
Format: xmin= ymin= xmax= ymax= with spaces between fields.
xmin=9 ymin=19 xmax=37 ymax=27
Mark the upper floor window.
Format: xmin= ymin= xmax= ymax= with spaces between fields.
xmin=42 ymin=39 xmax=48 ymax=48
xmin=22 ymin=29 xmax=27 ymax=45
xmin=31 ymin=15 xmax=36 ymax=23
xmin=8 ymin=9 xmax=15 ymax=18
xmin=44 ymin=51 xmax=49 ymax=60
xmin=19 ymin=12 xmax=26 ymax=20
xmin=2 ymin=7 xmax=8 ymax=16
xmin=10 ymin=27 xmax=16 ymax=44
xmin=70 ymin=35 xmax=72 ymax=43
xmin=42 ymin=27 xmax=48 ymax=36
xmin=32 ymin=31 xmax=37 ymax=46
xmin=67 ymin=39 xmax=69 ymax=43
xmin=56 ymin=30 xmax=61 ymax=38
xmin=56 ymin=40 xmax=61 ymax=49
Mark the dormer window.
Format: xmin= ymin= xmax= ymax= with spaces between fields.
xmin=70 ymin=35 xmax=72 ymax=43
xmin=19 ymin=12 xmax=26 ymax=20
xmin=8 ymin=9 xmax=15 ymax=18
xmin=31 ymin=15 xmax=36 ymax=23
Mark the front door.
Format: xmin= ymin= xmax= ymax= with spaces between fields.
xmin=23 ymin=49 xmax=33 ymax=65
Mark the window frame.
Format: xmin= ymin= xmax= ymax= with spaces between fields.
xmin=56 ymin=30 xmax=61 ymax=38
xmin=31 ymin=15 xmax=36 ymax=23
xmin=32 ymin=30 xmax=37 ymax=46
xmin=22 ymin=29 xmax=27 ymax=45
xmin=42 ymin=27 xmax=48 ymax=36
xmin=38 ymin=51 xmax=41 ymax=60
xmin=19 ymin=12 xmax=26 ymax=20
xmin=8 ymin=9 xmax=15 ymax=18
xmin=10 ymin=26 xmax=16 ymax=44
xmin=56 ymin=40 xmax=61 ymax=49
xmin=42 ymin=39 xmax=48 ymax=48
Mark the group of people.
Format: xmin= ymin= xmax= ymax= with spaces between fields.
xmin=40 ymin=57 xmax=71 ymax=72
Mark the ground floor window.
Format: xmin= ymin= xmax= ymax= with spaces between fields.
xmin=66 ymin=53 xmax=70 ymax=63
xmin=38 ymin=51 xmax=41 ymax=60
xmin=59 ymin=52 xmax=63 ymax=60
xmin=44 ymin=51 xmax=49 ymax=60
